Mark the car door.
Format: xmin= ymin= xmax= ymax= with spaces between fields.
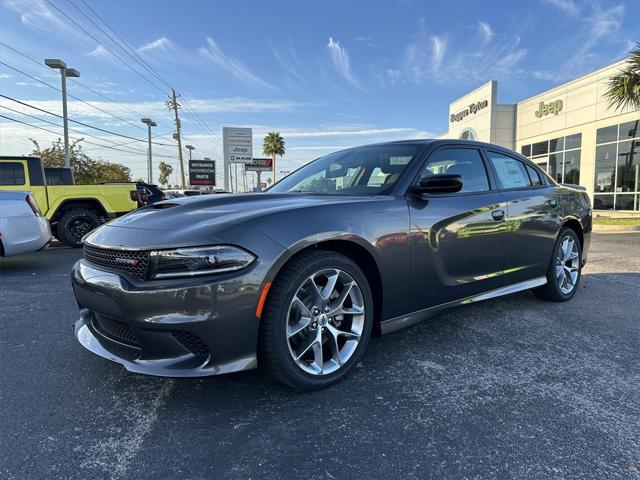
xmin=408 ymin=146 xmax=510 ymax=310
xmin=484 ymin=150 xmax=561 ymax=283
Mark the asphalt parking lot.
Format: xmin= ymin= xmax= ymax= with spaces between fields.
xmin=1 ymin=233 xmax=639 ymax=480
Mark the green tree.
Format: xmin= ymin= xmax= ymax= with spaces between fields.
xmin=30 ymin=138 xmax=131 ymax=184
xmin=158 ymin=161 xmax=173 ymax=186
xmin=606 ymin=42 xmax=640 ymax=111
xmin=263 ymin=131 xmax=286 ymax=183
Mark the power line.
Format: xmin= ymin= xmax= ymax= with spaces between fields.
xmin=0 ymin=59 xmax=150 ymax=131
xmin=75 ymin=0 xmax=174 ymax=91
xmin=0 ymin=113 xmax=175 ymax=158
xmin=0 ymin=41 xmax=150 ymax=121
xmin=0 ymin=94 xmax=176 ymax=147
xmin=45 ymin=0 xmax=168 ymax=96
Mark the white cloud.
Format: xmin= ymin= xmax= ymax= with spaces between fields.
xmin=268 ymin=41 xmax=304 ymax=84
xmin=477 ymin=21 xmax=495 ymax=44
xmin=3 ymin=0 xmax=79 ymax=38
xmin=327 ymin=37 xmax=364 ymax=91
xmin=0 ymin=73 xmax=13 ymax=79
xmin=198 ymin=37 xmax=273 ymax=89
xmin=543 ymin=0 xmax=579 ymax=16
xmin=137 ymin=37 xmax=175 ymax=53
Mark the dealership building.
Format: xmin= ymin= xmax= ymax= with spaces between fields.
xmin=441 ymin=60 xmax=640 ymax=211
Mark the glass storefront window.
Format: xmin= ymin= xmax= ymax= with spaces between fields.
xmin=549 ymin=137 xmax=564 ymax=152
xmin=594 ymin=144 xmax=616 ymax=192
xmin=565 ymin=133 xmax=581 ymax=150
xmin=564 ymin=150 xmax=580 ymax=185
xmin=531 ymin=141 xmax=549 ymax=156
xmin=593 ymin=195 xmax=614 ymax=210
xmin=616 ymin=139 xmax=640 ymax=192
xmin=548 ymin=153 xmax=563 ymax=183
xmin=615 ymin=194 xmax=637 ymax=211
xmin=521 ymin=145 xmax=531 ymax=157
xmin=618 ymin=120 xmax=639 ymax=141
xmin=596 ymin=125 xmax=618 ymax=144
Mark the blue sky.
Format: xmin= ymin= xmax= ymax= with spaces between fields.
xmin=1 ymin=0 xmax=638 ymax=185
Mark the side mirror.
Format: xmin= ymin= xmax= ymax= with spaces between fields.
xmin=411 ymin=174 xmax=463 ymax=194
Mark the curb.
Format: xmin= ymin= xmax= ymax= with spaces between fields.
xmin=592 ymin=224 xmax=640 ymax=233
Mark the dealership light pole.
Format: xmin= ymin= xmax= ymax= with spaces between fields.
xmin=141 ymin=118 xmax=157 ymax=183
xmin=45 ymin=59 xmax=79 ymax=168
xmin=185 ymin=144 xmax=195 ymax=161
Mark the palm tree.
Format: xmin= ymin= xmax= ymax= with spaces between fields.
xmin=605 ymin=42 xmax=640 ymax=111
xmin=263 ymin=132 xmax=286 ymax=183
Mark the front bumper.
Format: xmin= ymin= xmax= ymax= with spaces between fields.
xmin=71 ymin=260 xmax=264 ymax=377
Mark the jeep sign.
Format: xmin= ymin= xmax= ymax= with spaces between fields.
xmin=535 ymin=100 xmax=563 ymax=118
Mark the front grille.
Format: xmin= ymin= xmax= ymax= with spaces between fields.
xmin=172 ymin=331 xmax=210 ymax=359
xmin=93 ymin=314 xmax=141 ymax=348
xmin=84 ymin=244 xmax=149 ymax=280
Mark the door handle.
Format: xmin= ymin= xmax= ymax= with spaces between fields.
xmin=548 ymin=199 xmax=558 ymax=208
xmin=491 ymin=209 xmax=505 ymax=221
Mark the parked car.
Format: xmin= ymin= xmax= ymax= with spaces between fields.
xmin=0 ymin=191 xmax=51 ymax=257
xmin=164 ymin=189 xmax=211 ymax=197
xmin=71 ymin=140 xmax=592 ymax=389
xmin=102 ymin=182 xmax=169 ymax=204
xmin=0 ymin=157 xmax=140 ymax=247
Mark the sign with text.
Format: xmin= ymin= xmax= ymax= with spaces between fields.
xmin=245 ymin=158 xmax=273 ymax=172
xmin=223 ymin=127 xmax=253 ymax=164
xmin=450 ymin=99 xmax=489 ymax=123
xmin=189 ymin=160 xmax=216 ymax=185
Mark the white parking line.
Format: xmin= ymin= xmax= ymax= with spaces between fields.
xmin=79 ymin=380 xmax=175 ymax=479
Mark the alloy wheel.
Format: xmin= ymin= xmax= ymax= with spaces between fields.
xmin=555 ymin=235 xmax=580 ymax=295
xmin=69 ymin=218 xmax=94 ymax=240
xmin=286 ymin=268 xmax=365 ymax=375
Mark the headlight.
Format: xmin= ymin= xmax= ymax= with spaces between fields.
xmin=149 ymin=245 xmax=256 ymax=279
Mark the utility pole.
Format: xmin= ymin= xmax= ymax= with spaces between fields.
xmin=168 ymin=89 xmax=186 ymax=188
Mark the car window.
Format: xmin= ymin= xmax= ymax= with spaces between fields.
xmin=421 ymin=148 xmax=490 ymax=193
xmin=525 ymin=164 xmax=543 ymax=187
xmin=488 ymin=152 xmax=531 ymax=189
xmin=0 ymin=162 xmax=26 ymax=186
xmin=271 ymin=145 xmax=419 ymax=195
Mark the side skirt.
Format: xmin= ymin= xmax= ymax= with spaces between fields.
xmin=380 ymin=276 xmax=547 ymax=335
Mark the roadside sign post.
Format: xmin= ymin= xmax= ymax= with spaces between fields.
xmin=223 ymin=127 xmax=253 ymax=192
xmin=245 ymin=158 xmax=273 ymax=191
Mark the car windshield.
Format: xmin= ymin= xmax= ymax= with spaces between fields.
xmin=269 ymin=144 xmax=421 ymax=195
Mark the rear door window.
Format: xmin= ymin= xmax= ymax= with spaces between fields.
xmin=0 ymin=162 xmax=26 ymax=185
xmin=487 ymin=152 xmax=531 ymax=190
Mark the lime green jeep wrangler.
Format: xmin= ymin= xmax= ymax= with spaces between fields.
xmin=0 ymin=156 xmax=140 ymax=247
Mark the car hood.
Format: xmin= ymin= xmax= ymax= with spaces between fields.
xmin=84 ymin=193 xmax=380 ymax=249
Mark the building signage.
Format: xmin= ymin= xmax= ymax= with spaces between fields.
xmin=450 ymin=99 xmax=489 ymax=123
xmin=188 ymin=159 xmax=216 ymax=185
xmin=223 ymin=127 xmax=253 ymax=164
xmin=535 ymin=100 xmax=563 ymax=118
xmin=245 ymin=158 xmax=273 ymax=172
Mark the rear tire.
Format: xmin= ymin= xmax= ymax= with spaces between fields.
xmin=56 ymin=208 xmax=101 ymax=248
xmin=534 ymin=227 xmax=582 ymax=302
xmin=259 ymin=250 xmax=373 ymax=390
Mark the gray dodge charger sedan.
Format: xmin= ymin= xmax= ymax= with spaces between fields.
xmin=72 ymin=140 xmax=591 ymax=389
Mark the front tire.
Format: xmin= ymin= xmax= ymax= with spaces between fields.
xmin=534 ymin=227 xmax=582 ymax=302
xmin=56 ymin=208 xmax=101 ymax=248
xmin=259 ymin=250 xmax=373 ymax=390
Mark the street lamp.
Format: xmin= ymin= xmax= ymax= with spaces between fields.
xmin=185 ymin=144 xmax=195 ymax=161
xmin=45 ymin=59 xmax=79 ymax=168
xmin=141 ymin=118 xmax=157 ymax=183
